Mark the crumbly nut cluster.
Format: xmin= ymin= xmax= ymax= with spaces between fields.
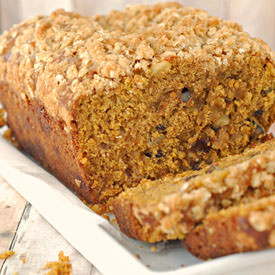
xmin=0 ymin=3 xmax=273 ymax=123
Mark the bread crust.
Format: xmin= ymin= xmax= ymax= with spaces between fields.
xmin=183 ymin=195 xmax=275 ymax=259
xmin=0 ymin=81 xmax=100 ymax=206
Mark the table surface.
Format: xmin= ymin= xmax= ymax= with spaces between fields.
xmin=0 ymin=176 xmax=102 ymax=275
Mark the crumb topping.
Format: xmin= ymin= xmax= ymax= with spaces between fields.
xmin=0 ymin=2 xmax=273 ymax=122
xmin=39 ymin=251 xmax=72 ymax=275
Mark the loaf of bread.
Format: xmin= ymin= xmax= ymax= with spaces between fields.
xmin=112 ymin=139 xmax=275 ymax=242
xmin=183 ymin=195 xmax=275 ymax=259
xmin=0 ymin=3 xmax=275 ymax=212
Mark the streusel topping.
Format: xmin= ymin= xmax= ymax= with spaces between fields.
xmin=0 ymin=2 xmax=273 ymax=121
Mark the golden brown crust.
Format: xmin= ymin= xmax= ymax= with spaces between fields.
xmin=0 ymin=82 xmax=100 ymax=207
xmin=183 ymin=195 xmax=275 ymax=259
xmin=112 ymin=141 xmax=275 ymax=242
xmin=111 ymin=199 xmax=149 ymax=241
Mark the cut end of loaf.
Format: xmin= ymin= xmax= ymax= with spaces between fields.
xmin=75 ymin=53 xmax=275 ymax=208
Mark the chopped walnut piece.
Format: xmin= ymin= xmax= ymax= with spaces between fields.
xmin=151 ymin=61 xmax=171 ymax=75
xmin=248 ymin=211 xmax=273 ymax=232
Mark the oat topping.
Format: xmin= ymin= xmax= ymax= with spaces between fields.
xmin=0 ymin=3 xmax=273 ymax=122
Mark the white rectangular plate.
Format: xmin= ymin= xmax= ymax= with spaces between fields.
xmin=0 ymin=136 xmax=275 ymax=275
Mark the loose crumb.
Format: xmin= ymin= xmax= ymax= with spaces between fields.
xmin=139 ymin=245 xmax=143 ymax=248
xmin=150 ymin=245 xmax=157 ymax=252
xmin=146 ymin=264 xmax=151 ymax=268
xmin=38 ymin=251 xmax=72 ymax=275
xmin=2 ymin=128 xmax=19 ymax=147
xmin=0 ymin=250 xmax=15 ymax=259
xmin=112 ymin=218 xmax=117 ymax=223
xmin=0 ymin=108 xmax=6 ymax=127
xmin=180 ymin=264 xmax=185 ymax=267
xmin=3 ymin=128 xmax=12 ymax=140
xmin=101 ymin=214 xmax=110 ymax=221
xmin=21 ymin=256 xmax=27 ymax=264
xmin=135 ymin=253 xmax=141 ymax=259
xmin=0 ymin=108 xmax=19 ymax=148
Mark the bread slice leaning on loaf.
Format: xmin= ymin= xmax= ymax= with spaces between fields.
xmin=183 ymin=195 xmax=275 ymax=259
xmin=0 ymin=2 xmax=275 ymax=212
xmin=112 ymin=139 xmax=275 ymax=243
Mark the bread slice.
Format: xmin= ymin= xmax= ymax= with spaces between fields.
xmin=183 ymin=195 xmax=275 ymax=259
xmin=112 ymin=139 xmax=275 ymax=242
xmin=1 ymin=3 xmax=275 ymax=212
